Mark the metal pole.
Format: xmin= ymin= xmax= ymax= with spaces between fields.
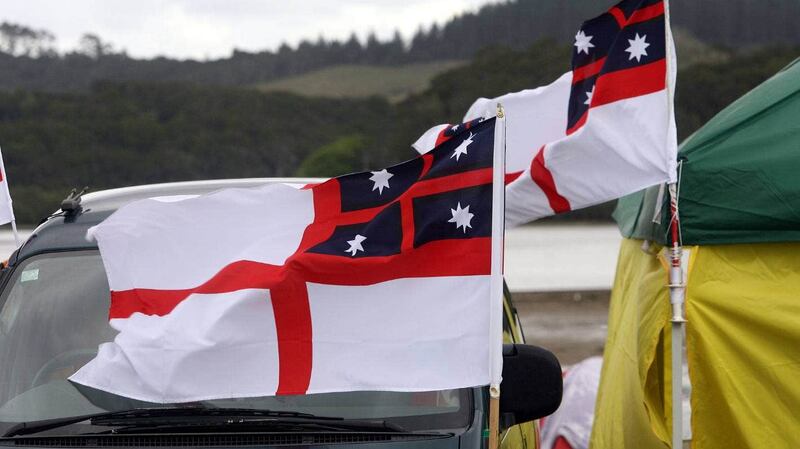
xmin=488 ymin=104 xmax=507 ymax=449
xmin=668 ymin=182 xmax=685 ymax=449
xmin=10 ymin=219 xmax=20 ymax=247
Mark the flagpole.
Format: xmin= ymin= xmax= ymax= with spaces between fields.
xmin=488 ymin=104 xmax=506 ymax=449
xmin=662 ymin=0 xmax=684 ymax=447
xmin=10 ymin=217 xmax=20 ymax=247
xmin=668 ymin=182 xmax=685 ymax=449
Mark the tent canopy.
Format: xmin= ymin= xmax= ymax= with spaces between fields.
xmin=615 ymin=57 xmax=800 ymax=245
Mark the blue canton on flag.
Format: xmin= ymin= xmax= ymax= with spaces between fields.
xmin=308 ymin=117 xmax=495 ymax=260
xmin=568 ymin=0 xmax=667 ymax=133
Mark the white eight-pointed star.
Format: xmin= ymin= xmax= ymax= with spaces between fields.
xmin=574 ymin=30 xmax=595 ymax=55
xmin=369 ymin=169 xmax=393 ymax=195
xmin=345 ymin=234 xmax=366 ymax=256
xmin=584 ymin=85 xmax=595 ymax=106
xmin=451 ymin=133 xmax=474 ymax=162
xmin=448 ymin=202 xmax=474 ymax=233
xmin=625 ymin=33 xmax=650 ymax=62
xmin=450 ymin=124 xmax=460 ymax=132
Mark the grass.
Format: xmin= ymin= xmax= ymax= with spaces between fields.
xmin=253 ymin=61 xmax=466 ymax=102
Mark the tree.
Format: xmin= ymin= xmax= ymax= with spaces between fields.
xmin=342 ymin=33 xmax=363 ymax=63
xmin=295 ymin=135 xmax=369 ymax=177
xmin=79 ymin=33 xmax=113 ymax=58
xmin=0 ymin=22 xmax=56 ymax=57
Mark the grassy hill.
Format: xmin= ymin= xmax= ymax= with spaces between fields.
xmin=253 ymin=61 xmax=465 ymax=102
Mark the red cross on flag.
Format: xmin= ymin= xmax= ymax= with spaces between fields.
xmin=71 ymin=117 xmax=506 ymax=403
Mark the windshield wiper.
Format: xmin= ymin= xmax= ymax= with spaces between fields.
xmin=2 ymin=407 xmax=207 ymax=437
xmin=94 ymin=407 xmax=408 ymax=434
xmin=2 ymin=407 xmax=408 ymax=438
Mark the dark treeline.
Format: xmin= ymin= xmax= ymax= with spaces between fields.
xmin=2 ymin=41 xmax=797 ymax=224
xmin=1 ymin=0 xmax=799 ymax=92
xmin=0 ymin=84 xmax=393 ymax=223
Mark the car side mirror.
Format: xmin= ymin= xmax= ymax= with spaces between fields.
xmin=500 ymin=344 xmax=563 ymax=425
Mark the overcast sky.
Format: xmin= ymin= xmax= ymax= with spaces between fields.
xmin=2 ymin=0 xmax=500 ymax=60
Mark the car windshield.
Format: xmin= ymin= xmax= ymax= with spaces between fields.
xmin=0 ymin=251 xmax=470 ymax=431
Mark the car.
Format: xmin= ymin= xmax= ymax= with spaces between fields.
xmin=0 ymin=179 xmax=562 ymax=449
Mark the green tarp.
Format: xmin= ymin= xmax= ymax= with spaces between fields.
xmin=615 ymin=57 xmax=800 ymax=245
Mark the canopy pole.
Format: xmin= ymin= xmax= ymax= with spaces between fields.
xmin=668 ymin=182 xmax=686 ymax=449
xmin=488 ymin=104 xmax=507 ymax=449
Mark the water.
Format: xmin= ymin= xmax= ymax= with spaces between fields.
xmin=505 ymin=224 xmax=621 ymax=292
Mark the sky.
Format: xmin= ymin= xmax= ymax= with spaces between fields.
xmin=1 ymin=0 xmax=501 ymax=60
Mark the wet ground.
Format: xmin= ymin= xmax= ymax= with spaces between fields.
xmin=513 ymin=290 xmax=610 ymax=366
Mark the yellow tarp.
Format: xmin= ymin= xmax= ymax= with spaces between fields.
xmin=590 ymin=238 xmax=672 ymax=449
xmin=591 ymin=239 xmax=800 ymax=449
xmin=687 ymin=243 xmax=800 ymax=449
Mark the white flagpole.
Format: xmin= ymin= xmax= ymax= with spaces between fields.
xmin=488 ymin=104 xmax=507 ymax=449
xmin=668 ymin=182 xmax=685 ymax=449
xmin=10 ymin=213 xmax=20 ymax=248
xmin=662 ymin=0 xmax=684 ymax=447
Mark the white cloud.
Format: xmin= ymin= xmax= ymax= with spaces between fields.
xmin=0 ymin=0 xmax=499 ymax=59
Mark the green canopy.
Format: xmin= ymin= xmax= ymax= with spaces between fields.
xmin=615 ymin=57 xmax=800 ymax=245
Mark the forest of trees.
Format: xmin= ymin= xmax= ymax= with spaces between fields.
xmin=0 ymin=0 xmax=799 ymax=223
xmin=0 ymin=0 xmax=799 ymax=92
xmin=2 ymin=41 xmax=797 ymax=224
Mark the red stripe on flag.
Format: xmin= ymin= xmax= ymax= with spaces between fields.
xmin=400 ymin=198 xmax=415 ymax=251
xmin=295 ymin=239 xmax=491 ymax=285
xmin=109 ymin=260 xmax=286 ymax=319
xmin=434 ymin=126 xmax=451 ymax=147
xmin=109 ymin=237 xmax=491 ymax=320
xmin=566 ymin=60 xmax=666 ymax=135
xmin=530 ymin=146 xmax=571 ymax=214
xmin=109 ymin=289 xmax=187 ymax=319
xmin=271 ymin=280 xmax=313 ymax=395
xmin=628 ymin=2 xmax=664 ymax=25
xmin=566 ymin=111 xmax=588 ymax=135
xmin=505 ymin=171 xmax=522 ymax=184
xmin=305 ymin=168 xmax=493 ymax=233
xmin=414 ymin=168 xmax=492 ymax=197
xmin=590 ymin=59 xmax=666 ymax=108
xmin=609 ymin=7 xmax=626 ymax=27
xmin=420 ymin=153 xmax=434 ymax=178
xmin=572 ymin=57 xmax=606 ymax=84
xmin=310 ymin=179 xmax=342 ymax=222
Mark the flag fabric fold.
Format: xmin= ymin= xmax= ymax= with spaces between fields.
xmin=415 ymin=0 xmax=677 ymax=227
xmin=413 ymin=72 xmax=571 ymax=184
xmin=72 ymin=118 xmax=501 ymax=403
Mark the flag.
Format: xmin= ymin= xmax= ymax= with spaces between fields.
xmin=71 ymin=117 xmax=503 ymax=403
xmin=0 ymin=146 xmax=16 ymax=226
xmin=413 ymin=72 xmax=572 ymax=185
xmin=414 ymin=0 xmax=677 ymax=227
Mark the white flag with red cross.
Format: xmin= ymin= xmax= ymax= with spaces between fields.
xmin=71 ymin=117 xmax=505 ymax=403
xmin=414 ymin=0 xmax=677 ymax=227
